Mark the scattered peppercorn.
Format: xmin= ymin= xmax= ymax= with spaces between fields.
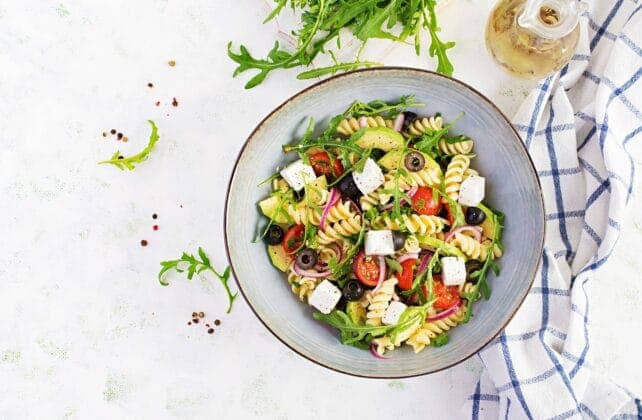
xmin=147 ymin=82 xmax=154 ymax=88
xmin=205 ymin=323 xmax=210 ymax=328
xmin=110 ymin=129 xmax=117 ymax=135
xmin=122 ymin=136 xmax=128 ymax=143
xmin=168 ymin=60 xmax=176 ymax=67
xmin=140 ymin=239 xmax=148 ymax=246
xmin=192 ymin=318 xmax=199 ymax=324
xmin=192 ymin=312 xmax=198 ymax=318
xmin=102 ymin=132 xmax=107 ymax=137
xmin=207 ymin=328 xmax=214 ymax=334
xmin=153 ymin=225 xmax=159 ymax=231
xmin=118 ymin=155 xmax=124 ymax=159
xmin=152 ymin=213 xmax=158 ymax=220
xmin=171 ymin=97 xmax=178 ymax=107
xmin=155 ymin=101 xmax=160 ymax=106
xmin=187 ymin=321 xmax=192 ymax=326
xmin=198 ymin=312 xmax=205 ymax=318
xmin=117 ymin=132 xmax=123 ymax=140
xmin=214 ymin=319 xmax=221 ymax=326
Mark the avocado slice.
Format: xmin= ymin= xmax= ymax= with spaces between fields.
xmin=267 ymin=244 xmax=293 ymax=272
xmin=378 ymin=149 xmax=442 ymax=177
xmin=346 ymin=301 xmax=366 ymax=325
xmin=477 ymin=203 xmax=496 ymax=239
xmin=354 ymin=127 xmax=404 ymax=151
xmin=416 ymin=235 xmax=466 ymax=259
xmin=258 ymin=175 xmax=328 ymax=223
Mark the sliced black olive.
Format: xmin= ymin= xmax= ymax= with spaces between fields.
xmin=466 ymin=260 xmax=483 ymax=282
xmin=265 ymin=225 xmax=284 ymax=245
xmin=465 ymin=206 xmax=486 ymax=225
xmin=404 ymin=151 xmax=425 ymax=172
xmin=293 ymin=188 xmax=305 ymax=202
xmin=392 ymin=231 xmax=406 ymax=251
xmin=402 ymin=111 xmax=417 ymax=129
xmin=338 ymin=173 xmax=362 ymax=201
xmin=295 ymin=248 xmax=318 ymax=270
xmin=342 ymin=280 xmax=364 ymax=301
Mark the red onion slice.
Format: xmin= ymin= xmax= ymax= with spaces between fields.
xmin=370 ymin=342 xmax=391 ymax=359
xmin=371 ymin=255 xmax=387 ymax=293
xmin=407 ymin=185 xmax=418 ymax=198
xmin=393 ymin=114 xmax=405 ymax=132
xmin=292 ymin=263 xmax=331 ymax=278
xmin=444 ymin=225 xmax=483 ymax=243
xmin=416 ymin=252 xmax=433 ymax=275
xmin=426 ymin=301 xmax=461 ymax=322
xmin=397 ymin=253 xmax=419 ymax=263
xmin=358 ymin=116 xmax=368 ymax=128
xmin=346 ymin=198 xmax=362 ymax=216
xmin=319 ymin=188 xmax=340 ymax=230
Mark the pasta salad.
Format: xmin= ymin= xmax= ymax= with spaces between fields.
xmin=257 ymin=97 xmax=504 ymax=357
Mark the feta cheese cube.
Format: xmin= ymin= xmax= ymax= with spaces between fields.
xmin=279 ymin=159 xmax=316 ymax=192
xmin=382 ymin=301 xmax=408 ymax=325
xmin=308 ymin=280 xmax=341 ymax=314
xmin=365 ymin=230 xmax=395 ymax=256
xmin=352 ymin=158 xmax=384 ymax=195
xmin=441 ymin=256 xmax=467 ymax=286
xmin=458 ymin=176 xmax=485 ymax=207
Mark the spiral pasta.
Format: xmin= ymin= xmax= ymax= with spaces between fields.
xmin=406 ymin=116 xmax=443 ymax=137
xmin=284 ymin=203 xmax=315 ymax=226
xmin=287 ymin=271 xmax=319 ymax=302
xmin=444 ymin=154 xmax=471 ymax=201
xmin=317 ymin=242 xmax=345 ymax=264
xmin=376 ymin=214 xmax=448 ymax=235
xmin=450 ymin=233 xmax=488 ymax=261
xmin=404 ymin=235 xmax=421 ymax=254
xmin=406 ymin=306 xmax=467 ymax=353
xmin=371 ymin=336 xmax=395 ymax=356
xmin=359 ymin=189 xmax=389 ymax=211
xmin=337 ymin=116 xmax=392 ymax=136
xmin=438 ymin=138 xmax=474 ymax=155
xmin=365 ymin=277 xmax=397 ymax=326
xmin=317 ymin=216 xmax=362 ymax=245
xmin=482 ymin=239 xmax=503 ymax=258
xmin=322 ymin=200 xmax=356 ymax=224
xmin=460 ymin=282 xmax=479 ymax=298
xmin=403 ymin=167 xmax=442 ymax=188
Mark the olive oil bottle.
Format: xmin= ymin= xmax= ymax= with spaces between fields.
xmin=486 ymin=0 xmax=585 ymax=79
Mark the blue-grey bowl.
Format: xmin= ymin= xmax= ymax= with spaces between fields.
xmin=225 ymin=67 xmax=544 ymax=378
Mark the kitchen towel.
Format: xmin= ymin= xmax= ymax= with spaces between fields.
xmin=464 ymin=1 xmax=642 ymax=418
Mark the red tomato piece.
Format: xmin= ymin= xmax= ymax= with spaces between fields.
xmin=282 ymin=224 xmax=305 ymax=254
xmin=411 ymin=187 xmax=442 ymax=216
xmin=433 ymin=277 xmax=460 ymax=310
xmin=396 ymin=259 xmax=417 ymax=291
xmin=353 ymin=251 xmax=381 ymax=287
xmin=442 ymin=201 xmax=455 ymax=226
xmin=309 ymin=152 xmax=344 ymax=180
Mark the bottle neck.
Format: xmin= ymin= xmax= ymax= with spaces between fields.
xmin=517 ymin=0 xmax=583 ymax=39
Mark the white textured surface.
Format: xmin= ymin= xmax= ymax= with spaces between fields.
xmin=0 ymin=0 xmax=639 ymax=418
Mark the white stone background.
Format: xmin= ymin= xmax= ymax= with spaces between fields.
xmin=0 ymin=0 xmax=639 ymax=418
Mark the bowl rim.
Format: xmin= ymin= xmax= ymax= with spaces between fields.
xmin=224 ymin=66 xmax=545 ymax=379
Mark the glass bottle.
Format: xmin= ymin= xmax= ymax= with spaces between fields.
xmin=485 ymin=0 xmax=585 ymax=79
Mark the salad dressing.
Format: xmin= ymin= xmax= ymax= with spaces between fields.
xmin=485 ymin=0 xmax=584 ymax=78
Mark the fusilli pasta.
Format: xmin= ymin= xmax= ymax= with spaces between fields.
xmin=337 ymin=116 xmax=392 ymax=136
xmin=444 ymin=154 xmax=471 ymax=201
xmin=406 ymin=116 xmax=443 ymax=137
xmin=438 ymin=138 xmax=474 ymax=155
xmin=365 ymin=277 xmax=397 ymax=326
xmin=376 ymin=214 xmax=448 ymax=235
xmin=317 ymin=216 xmax=362 ymax=245
xmin=406 ymin=306 xmax=467 ymax=353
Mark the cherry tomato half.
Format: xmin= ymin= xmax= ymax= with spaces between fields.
xmin=433 ymin=277 xmax=460 ymax=310
xmin=309 ymin=152 xmax=344 ymax=180
xmin=396 ymin=259 xmax=417 ymax=291
xmin=353 ymin=251 xmax=381 ymax=287
xmin=442 ymin=201 xmax=455 ymax=226
xmin=411 ymin=187 xmax=441 ymax=216
xmin=282 ymin=224 xmax=305 ymax=254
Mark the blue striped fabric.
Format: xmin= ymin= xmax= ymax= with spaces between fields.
xmin=465 ymin=1 xmax=642 ymax=418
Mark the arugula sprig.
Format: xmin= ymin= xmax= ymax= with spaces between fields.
xmin=228 ymin=1 xmax=456 ymax=89
xmin=158 ymin=247 xmax=238 ymax=313
xmin=99 ymin=120 xmax=159 ymax=170
xmin=401 ymin=248 xmax=441 ymax=303
xmin=460 ymin=211 xmax=504 ymax=322
xmin=328 ymin=225 xmax=365 ymax=287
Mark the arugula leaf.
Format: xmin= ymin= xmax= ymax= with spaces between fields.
xmin=313 ymin=309 xmax=391 ymax=348
xmin=159 ymin=247 xmax=238 ymax=313
xmin=432 ymin=332 xmax=449 ymax=347
xmin=98 ymin=120 xmax=159 ymax=170
xmin=385 ymin=257 xmax=403 ymax=274
xmin=328 ymin=226 xmax=365 ymax=287
xmin=228 ymin=1 xmax=456 ymax=88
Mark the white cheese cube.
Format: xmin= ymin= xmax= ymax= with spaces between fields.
xmin=383 ymin=301 xmax=408 ymax=325
xmin=458 ymin=176 xmax=485 ymax=207
xmin=279 ymin=159 xmax=316 ymax=192
xmin=352 ymin=158 xmax=384 ymax=195
xmin=365 ymin=230 xmax=395 ymax=256
xmin=308 ymin=280 xmax=341 ymax=314
xmin=441 ymin=257 xmax=467 ymax=286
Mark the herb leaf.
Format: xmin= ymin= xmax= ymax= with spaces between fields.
xmin=158 ymin=247 xmax=238 ymax=313
xmin=98 ymin=120 xmax=159 ymax=170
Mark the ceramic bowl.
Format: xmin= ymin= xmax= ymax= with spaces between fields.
xmin=225 ymin=68 xmax=544 ymax=378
